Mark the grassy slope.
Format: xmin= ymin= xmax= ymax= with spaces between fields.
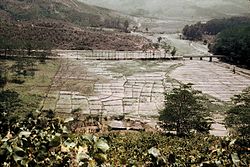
xmin=3 ymin=58 xmax=60 ymax=111
xmin=0 ymin=21 xmax=148 ymax=50
xmin=0 ymin=0 xmax=121 ymax=27
xmin=0 ymin=0 xmax=149 ymax=50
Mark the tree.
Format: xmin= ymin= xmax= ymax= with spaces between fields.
xmin=159 ymin=84 xmax=210 ymax=135
xmin=0 ymin=72 xmax=7 ymax=90
xmin=0 ymin=62 xmax=8 ymax=90
xmin=123 ymin=20 xmax=129 ymax=32
xmin=152 ymin=43 xmax=160 ymax=50
xmin=11 ymin=58 xmax=36 ymax=77
xmin=0 ymin=37 xmax=12 ymax=57
xmin=0 ymin=90 xmax=22 ymax=135
xmin=162 ymin=42 xmax=171 ymax=54
xmin=171 ymin=47 xmax=177 ymax=56
xmin=182 ymin=23 xmax=203 ymax=40
xmin=225 ymin=87 xmax=250 ymax=137
xmin=157 ymin=37 xmax=162 ymax=43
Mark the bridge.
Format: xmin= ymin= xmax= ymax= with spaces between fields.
xmin=54 ymin=50 xmax=225 ymax=62
xmin=0 ymin=49 xmax=225 ymax=62
xmin=183 ymin=54 xmax=226 ymax=62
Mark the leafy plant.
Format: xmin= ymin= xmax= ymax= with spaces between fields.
xmin=105 ymin=132 xmax=250 ymax=166
xmin=226 ymin=87 xmax=250 ymax=137
xmin=0 ymin=111 xmax=110 ymax=167
xmin=170 ymin=47 xmax=177 ymax=56
xmin=0 ymin=70 xmax=7 ymax=90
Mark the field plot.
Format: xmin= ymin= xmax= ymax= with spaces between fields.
xmin=43 ymin=51 xmax=250 ymax=123
xmin=170 ymin=60 xmax=250 ymax=102
xmin=43 ymin=58 xmax=181 ymax=119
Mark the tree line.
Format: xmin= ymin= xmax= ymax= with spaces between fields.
xmin=0 ymin=35 xmax=53 ymax=58
xmin=182 ymin=16 xmax=250 ymax=68
xmin=182 ymin=16 xmax=250 ymax=40
xmin=209 ymin=25 xmax=250 ymax=68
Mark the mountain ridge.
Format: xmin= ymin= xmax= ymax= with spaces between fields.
xmin=79 ymin=0 xmax=250 ymax=21
xmin=0 ymin=0 xmax=148 ymax=50
xmin=0 ymin=0 xmax=127 ymax=28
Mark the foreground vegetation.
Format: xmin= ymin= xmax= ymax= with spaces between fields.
xmin=0 ymin=57 xmax=250 ymax=166
xmin=106 ymin=132 xmax=250 ymax=166
xmin=0 ymin=112 xmax=249 ymax=166
xmin=0 ymin=86 xmax=249 ymax=166
xmin=226 ymin=87 xmax=250 ymax=137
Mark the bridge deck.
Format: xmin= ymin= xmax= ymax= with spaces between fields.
xmin=0 ymin=49 xmax=226 ymax=61
xmin=54 ymin=50 xmax=225 ymax=61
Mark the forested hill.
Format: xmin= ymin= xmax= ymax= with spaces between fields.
xmin=182 ymin=17 xmax=250 ymax=40
xmin=0 ymin=0 xmax=125 ymax=28
xmin=210 ymin=25 xmax=250 ymax=68
xmin=181 ymin=17 xmax=250 ymax=68
xmin=0 ymin=0 xmax=150 ymax=51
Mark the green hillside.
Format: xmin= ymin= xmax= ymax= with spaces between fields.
xmin=0 ymin=0 xmax=124 ymax=27
xmin=0 ymin=0 xmax=148 ymax=51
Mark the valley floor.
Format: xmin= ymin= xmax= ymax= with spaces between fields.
xmin=40 ymin=50 xmax=250 ymax=136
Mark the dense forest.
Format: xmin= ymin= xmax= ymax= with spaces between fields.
xmin=182 ymin=17 xmax=250 ymax=68
xmin=210 ymin=25 xmax=250 ymax=68
xmin=182 ymin=17 xmax=250 ymax=40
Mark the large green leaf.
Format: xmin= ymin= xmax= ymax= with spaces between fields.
xmin=95 ymin=139 xmax=109 ymax=153
xmin=229 ymin=139 xmax=237 ymax=147
xmin=77 ymin=147 xmax=90 ymax=162
xmin=64 ymin=140 xmax=77 ymax=148
xmin=148 ymin=147 xmax=161 ymax=158
xmin=81 ymin=135 xmax=97 ymax=143
xmin=19 ymin=131 xmax=31 ymax=138
xmin=231 ymin=153 xmax=240 ymax=166
xmin=64 ymin=117 xmax=74 ymax=123
xmin=94 ymin=153 xmax=107 ymax=162
xmin=49 ymin=135 xmax=61 ymax=147
xmin=21 ymin=159 xmax=30 ymax=167
xmin=62 ymin=126 xmax=69 ymax=134
xmin=13 ymin=146 xmax=26 ymax=162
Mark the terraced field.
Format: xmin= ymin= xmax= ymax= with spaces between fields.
xmin=170 ymin=60 xmax=250 ymax=102
xmin=43 ymin=58 xmax=181 ymax=120
xmin=44 ymin=54 xmax=250 ymax=113
xmin=41 ymin=49 xmax=250 ymax=136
